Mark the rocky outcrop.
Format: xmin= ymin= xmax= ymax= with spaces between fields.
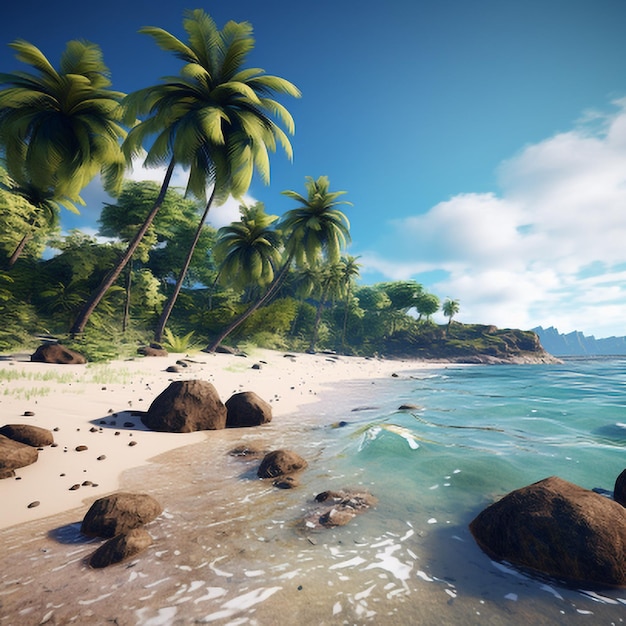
xmin=89 ymin=528 xmax=153 ymax=568
xmin=81 ymin=492 xmax=162 ymax=539
xmin=469 ymin=476 xmax=626 ymax=587
xmin=31 ymin=343 xmax=86 ymax=364
xmin=257 ymin=449 xmax=308 ymax=479
xmin=0 ymin=435 xmax=38 ymax=472
xmin=303 ymin=490 xmax=378 ymax=529
xmin=142 ymin=380 xmax=227 ymax=432
xmin=0 ymin=424 xmax=54 ymax=447
xmin=226 ymin=391 xmax=272 ymax=428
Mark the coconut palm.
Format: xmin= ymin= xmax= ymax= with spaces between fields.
xmin=442 ymin=297 xmax=460 ymax=332
xmin=205 ymin=175 xmax=351 ymax=351
xmin=213 ymin=202 xmax=282 ymax=294
xmin=0 ymin=40 xmax=126 ymax=266
xmin=339 ymin=255 xmax=361 ymax=348
xmin=71 ymin=9 xmax=300 ymax=337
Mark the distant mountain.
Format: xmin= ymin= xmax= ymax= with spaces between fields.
xmin=533 ymin=326 xmax=626 ymax=356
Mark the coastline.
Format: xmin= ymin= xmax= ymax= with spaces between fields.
xmin=0 ymin=347 xmax=444 ymax=531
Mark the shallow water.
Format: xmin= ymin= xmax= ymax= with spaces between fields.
xmin=2 ymin=358 xmax=626 ymax=625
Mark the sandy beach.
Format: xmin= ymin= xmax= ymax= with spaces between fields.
xmin=1 ymin=348 xmax=430 ymax=531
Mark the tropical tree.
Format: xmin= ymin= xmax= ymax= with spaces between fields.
xmin=442 ymin=298 xmax=460 ymax=332
xmin=415 ymin=292 xmax=440 ymax=322
xmin=213 ymin=202 xmax=281 ymax=294
xmin=71 ymin=8 xmax=300 ymax=337
xmin=0 ymin=39 xmax=126 ymax=266
xmin=205 ymin=175 xmax=352 ymax=351
xmin=339 ymin=255 xmax=361 ymax=348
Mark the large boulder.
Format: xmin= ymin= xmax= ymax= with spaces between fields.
xmin=614 ymin=469 xmax=626 ymax=507
xmin=31 ymin=343 xmax=86 ymax=364
xmin=0 ymin=424 xmax=54 ymax=447
xmin=81 ymin=492 xmax=162 ymax=539
xmin=89 ymin=528 xmax=153 ymax=568
xmin=0 ymin=435 xmax=38 ymax=471
xmin=226 ymin=391 xmax=272 ymax=428
xmin=469 ymin=476 xmax=626 ymax=587
xmin=257 ymin=449 xmax=308 ymax=479
xmin=142 ymin=380 xmax=227 ymax=432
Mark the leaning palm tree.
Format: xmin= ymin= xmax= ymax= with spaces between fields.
xmin=442 ymin=298 xmax=460 ymax=333
xmin=205 ymin=175 xmax=351 ymax=351
xmin=0 ymin=39 xmax=127 ymax=267
xmin=71 ymin=9 xmax=300 ymax=337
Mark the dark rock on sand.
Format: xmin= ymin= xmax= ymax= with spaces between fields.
xmin=142 ymin=380 xmax=227 ymax=432
xmin=138 ymin=345 xmax=168 ymax=357
xmin=257 ymin=449 xmax=307 ymax=479
xmin=469 ymin=475 xmax=626 ymax=587
xmin=0 ymin=424 xmax=54 ymax=447
xmin=614 ymin=469 xmax=626 ymax=507
xmin=304 ymin=490 xmax=378 ymax=529
xmin=165 ymin=365 xmax=182 ymax=373
xmin=81 ymin=492 xmax=162 ymax=539
xmin=0 ymin=435 xmax=38 ymax=470
xmin=89 ymin=527 xmax=153 ymax=568
xmin=31 ymin=343 xmax=86 ymax=364
xmin=225 ymin=391 xmax=272 ymax=428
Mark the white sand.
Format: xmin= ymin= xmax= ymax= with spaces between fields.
xmin=0 ymin=348 xmax=442 ymax=530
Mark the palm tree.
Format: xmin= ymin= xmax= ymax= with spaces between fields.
xmin=0 ymin=39 xmax=126 ymax=266
xmin=205 ymin=175 xmax=351 ymax=351
xmin=442 ymin=298 xmax=460 ymax=333
xmin=339 ymin=255 xmax=361 ymax=348
xmin=71 ymin=9 xmax=300 ymax=337
xmin=213 ymin=202 xmax=282 ymax=293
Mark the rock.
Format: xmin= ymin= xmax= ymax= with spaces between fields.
xmin=89 ymin=528 xmax=153 ymax=568
xmin=469 ymin=476 xmax=626 ymax=587
xmin=27 ymin=501 xmax=40 ymax=508
xmin=251 ymin=363 xmax=262 ymax=370
xmin=30 ymin=343 xmax=86 ymax=364
xmin=257 ymin=449 xmax=308 ymax=479
xmin=23 ymin=411 xmax=35 ymax=417
xmin=398 ymin=403 xmax=421 ymax=411
xmin=0 ymin=424 xmax=54 ymax=447
xmin=142 ymin=380 xmax=227 ymax=432
xmin=138 ymin=346 xmax=168 ymax=357
xmin=225 ymin=391 xmax=272 ymax=428
xmin=228 ymin=444 xmax=265 ymax=458
xmin=75 ymin=445 xmax=88 ymax=452
xmin=0 ymin=468 xmax=16 ymax=479
xmin=304 ymin=490 xmax=378 ymax=529
xmin=165 ymin=365 xmax=181 ymax=373
xmin=0 ymin=435 xmax=38 ymax=470
xmin=614 ymin=469 xmax=626 ymax=507
xmin=81 ymin=492 xmax=162 ymax=539
xmin=274 ymin=476 xmax=299 ymax=489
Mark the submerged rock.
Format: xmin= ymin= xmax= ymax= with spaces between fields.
xmin=89 ymin=528 xmax=153 ymax=568
xmin=257 ymin=449 xmax=307 ymax=479
xmin=303 ymin=490 xmax=378 ymax=529
xmin=469 ymin=476 xmax=626 ymax=587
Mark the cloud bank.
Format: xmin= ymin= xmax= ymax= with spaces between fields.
xmin=361 ymin=100 xmax=626 ymax=338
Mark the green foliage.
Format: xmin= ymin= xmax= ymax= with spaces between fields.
xmin=64 ymin=328 xmax=150 ymax=362
xmin=161 ymin=328 xmax=197 ymax=352
xmin=240 ymin=297 xmax=298 ymax=337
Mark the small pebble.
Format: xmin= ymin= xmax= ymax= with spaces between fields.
xmin=27 ymin=501 xmax=40 ymax=508
xmin=69 ymin=484 xmax=80 ymax=491
xmin=23 ymin=411 xmax=35 ymax=417
xmin=97 ymin=455 xmax=106 ymax=461
xmin=89 ymin=427 xmax=98 ymax=433
xmin=128 ymin=440 xmax=138 ymax=447
xmin=75 ymin=445 xmax=88 ymax=452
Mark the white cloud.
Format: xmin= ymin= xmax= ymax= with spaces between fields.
xmin=361 ymin=100 xmax=626 ymax=337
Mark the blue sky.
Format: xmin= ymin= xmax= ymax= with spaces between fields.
xmin=3 ymin=0 xmax=626 ymax=337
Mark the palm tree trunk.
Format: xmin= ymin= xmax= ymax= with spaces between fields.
xmin=309 ymin=286 xmax=329 ymax=353
xmin=341 ymin=287 xmax=352 ymax=348
xmin=6 ymin=232 xmax=32 ymax=269
xmin=70 ymin=159 xmax=176 ymax=336
xmin=204 ymin=253 xmax=294 ymax=352
xmin=153 ymin=185 xmax=217 ymax=343
xmin=122 ymin=258 xmax=133 ymax=333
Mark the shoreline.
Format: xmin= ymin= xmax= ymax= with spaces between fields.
xmin=0 ymin=348 xmax=446 ymax=531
